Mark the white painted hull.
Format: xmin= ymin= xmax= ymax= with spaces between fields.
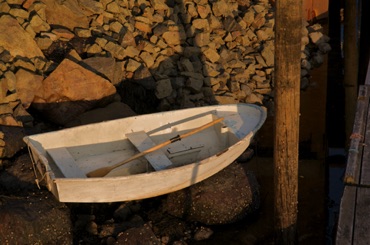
xmin=24 ymin=103 xmax=267 ymax=203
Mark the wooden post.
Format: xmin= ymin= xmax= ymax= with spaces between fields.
xmin=359 ymin=0 xmax=369 ymax=85
xmin=343 ymin=0 xmax=360 ymax=146
xmin=274 ymin=0 xmax=302 ymax=244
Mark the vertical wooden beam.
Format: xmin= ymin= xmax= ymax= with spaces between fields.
xmin=344 ymin=0 xmax=360 ymax=146
xmin=274 ymin=0 xmax=302 ymax=244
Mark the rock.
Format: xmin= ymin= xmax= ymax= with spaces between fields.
xmin=80 ymin=57 xmax=124 ymax=85
xmin=52 ymin=28 xmax=75 ymax=40
xmin=104 ymin=41 xmax=126 ymax=59
xmin=120 ymin=31 xmax=136 ymax=48
xmin=215 ymin=95 xmax=239 ymax=104
xmin=78 ymin=0 xmax=104 ymax=15
xmin=133 ymin=65 xmax=156 ymax=90
xmin=135 ymin=19 xmax=152 ymax=33
xmin=0 ymin=15 xmax=44 ymax=59
xmin=13 ymin=103 xmax=34 ymax=127
xmin=155 ymin=78 xmax=172 ymax=99
xmin=245 ymin=92 xmax=264 ymax=104
xmin=0 ymin=114 xmax=22 ymax=127
xmin=193 ymin=226 xmax=214 ymax=241
xmin=203 ymin=47 xmax=220 ymax=63
xmin=164 ymin=162 xmax=260 ymax=225
xmin=41 ymin=0 xmax=90 ymax=30
xmin=139 ymin=51 xmax=155 ymax=68
xmin=29 ymin=13 xmax=51 ymax=33
xmin=162 ymin=31 xmax=186 ymax=46
xmin=186 ymin=77 xmax=203 ymax=92
xmin=13 ymin=58 xmax=37 ymax=72
xmin=0 ymin=125 xmax=25 ymax=158
xmin=32 ymin=59 xmax=116 ymax=125
xmin=115 ymin=223 xmax=162 ymax=245
xmin=65 ymin=102 xmax=136 ymax=127
xmin=126 ymin=58 xmax=141 ymax=72
xmin=15 ymin=69 xmax=44 ymax=109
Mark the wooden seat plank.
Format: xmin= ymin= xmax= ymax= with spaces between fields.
xmin=126 ymin=131 xmax=172 ymax=171
xmin=47 ymin=148 xmax=86 ymax=178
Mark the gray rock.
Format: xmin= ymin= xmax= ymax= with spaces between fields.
xmin=164 ymin=162 xmax=260 ymax=225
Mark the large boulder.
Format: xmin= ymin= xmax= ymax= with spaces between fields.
xmin=32 ymin=59 xmax=116 ymax=125
xmin=164 ymin=162 xmax=260 ymax=225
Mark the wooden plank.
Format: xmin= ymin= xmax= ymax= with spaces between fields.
xmin=47 ymin=148 xmax=86 ymax=178
xmin=360 ymin=59 xmax=370 ymax=185
xmin=126 ymin=131 xmax=172 ymax=171
xmin=360 ymin=104 xmax=370 ymax=186
xmin=336 ymin=185 xmax=357 ymax=245
xmin=364 ymin=56 xmax=370 ymax=85
xmin=353 ymin=187 xmax=370 ymax=244
xmin=344 ymin=85 xmax=370 ymax=184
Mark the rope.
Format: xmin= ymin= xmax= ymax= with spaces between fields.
xmin=27 ymin=145 xmax=47 ymax=189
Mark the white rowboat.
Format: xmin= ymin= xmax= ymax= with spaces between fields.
xmin=24 ymin=103 xmax=267 ymax=203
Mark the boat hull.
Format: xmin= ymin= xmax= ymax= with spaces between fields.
xmin=24 ymin=103 xmax=267 ymax=203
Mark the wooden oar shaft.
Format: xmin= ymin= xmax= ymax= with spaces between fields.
xmin=87 ymin=117 xmax=224 ymax=177
xmin=179 ymin=117 xmax=224 ymax=139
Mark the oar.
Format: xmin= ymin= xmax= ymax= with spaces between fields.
xmin=86 ymin=117 xmax=224 ymax=177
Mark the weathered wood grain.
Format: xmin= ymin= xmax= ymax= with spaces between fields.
xmin=47 ymin=147 xmax=86 ymax=178
xmin=360 ymin=104 xmax=370 ymax=186
xmin=336 ymin=185 xmax=356 ymax=245
xmin=353 ymin=187 xmax=370 ymax=244
xmin=344 ymin=85 xmax=370 ymax=184
xmin=126 ymin=130 xmax=173 ymax=171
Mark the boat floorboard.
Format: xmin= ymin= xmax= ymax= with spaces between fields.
xmin=47 ymin=147 xmax=86 ymax=178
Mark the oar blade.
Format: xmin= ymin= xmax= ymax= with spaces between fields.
xmin=86 ymin=166 xmax=112 ymax=178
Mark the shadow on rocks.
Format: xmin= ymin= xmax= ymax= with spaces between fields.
xmin=0 ymin=154 xmax=73 ymax=244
